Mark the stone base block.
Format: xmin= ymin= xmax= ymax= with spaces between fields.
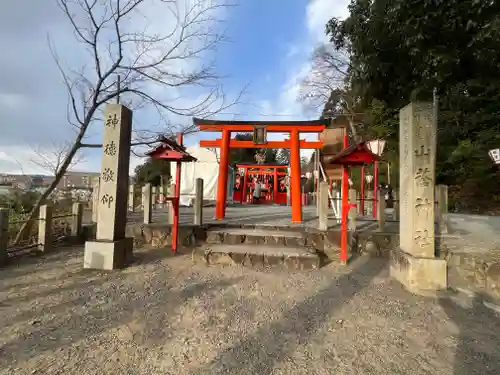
xmin=84 ymin=238 xmax=134 ymax=270
xmin=390 ymin=248 xmax=447 ymax=295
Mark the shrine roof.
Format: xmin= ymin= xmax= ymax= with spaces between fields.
xmin=236 ymin=162 xmax=288 ymax=168
xmin=327 ymin=141 xmax=380 ymax=166
xmin=145 ymin=137 xmax=197 ymax=162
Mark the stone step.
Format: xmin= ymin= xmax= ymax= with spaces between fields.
xmin=206 ymin=227 xmax=336 ymax=252
xmin=192 ymin=244 xmax=321 ymax=270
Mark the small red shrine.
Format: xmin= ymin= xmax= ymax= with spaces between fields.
xmin=145 ymin=135 xmax=196 ymax=253
xmin=233 ymin=163 xmax=288 ymax=205
xmin=328 ymin=140 xmax=380 ymax=263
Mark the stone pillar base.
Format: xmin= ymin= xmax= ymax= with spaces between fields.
xmin=84 ymin=238 xmax=134 ymax=270
xmin=390 ymin=248 xmax=447 ymax=295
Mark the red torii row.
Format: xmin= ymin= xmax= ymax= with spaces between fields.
xmin=196 ymin=118 xmax=327 ymax=223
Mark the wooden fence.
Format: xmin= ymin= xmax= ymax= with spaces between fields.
xmin=0 ymin=202 xmax=84 ymax=265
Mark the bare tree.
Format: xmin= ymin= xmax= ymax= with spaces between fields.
xmin=30 ymin=140 xmax=86 ymax=175
xmin=14 ymin=0 xmax=242 ymax=244
xmin=298 ymin=43 xmax=360 ymax=138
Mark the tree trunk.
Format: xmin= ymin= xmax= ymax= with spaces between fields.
xmin=13 ymin=143 xmax=81 ymax=245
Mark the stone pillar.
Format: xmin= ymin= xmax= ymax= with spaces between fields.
xmin=128 ymin=184 xmax=135 ymax=212
xmin=158 ymin=186 xmax=165 ymax=209
xmin=348 ymin=189 xmax=357 ymax=231
xmin=152 ymin=186 xmax=158 ymax=210
xmin=318 ymin=181 xmax=329 ymax=231
xmin=357 ymin=190 xmax=363 ymax=216
xmin=38 ymin=204 xmax=52 ymax=252
xmin=84 ymin=104 xmax=134 ymax=270
xmin=332 ymin=188 xmax=341 ymax=223
xmin=168 ymin=183 xmax=176 ymax=224
xmin=0 ymin=208 xmax=9 ymax=266
xmin=71 ymin=202 xmax=83 ymax=238
xmin=392 ymin=189 xmax=399 ymax=221
xmin=365 ymin=191 xmax=373 ymax=217
xmin=194 ymin=178 xmax=203 ymax=226
xmin=377 ymin=191 xmax=386 ymax=231
xmin=436 ymin=184 xmax=449 ymax=234
xmin=143 ymin=183 xmax=152 ymax=224
xmin=391 ymin=101 xmax=447 ymax=294
xmin=91 ymin=179 xmax=100 ymax=223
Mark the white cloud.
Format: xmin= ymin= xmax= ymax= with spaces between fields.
xmin=306 ymin=0 xmax=350 ymax=42
xmin=0 ymin=0 xmax=232 ymax=176
xmin=244 ymin=0 xmax=350 ymax=161
xmin=267 ymin=0 xmax=350 ymax=121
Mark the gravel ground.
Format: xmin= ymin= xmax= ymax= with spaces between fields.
xmin=1 ymin=246 xmax=500 ymax=375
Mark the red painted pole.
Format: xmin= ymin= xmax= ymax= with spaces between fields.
xmin=172 ymin=133 xmax=183 ymax=253
xmin=339 ymin=132 xmax=350 ymax=263
xmin=340 ymin=165 xmax=349 ymax=264
xmin=273 ymin=168 xmax=278 ymax=204
xmin=360 ymin=166 xmax=365 ymax=215
xmin=290 ymin=129 xmax=302 ymax=223
xmin=373 ymin=161 xmax=379 ymax=219
xmin=215 ymin=129 xmax=230 ymax=219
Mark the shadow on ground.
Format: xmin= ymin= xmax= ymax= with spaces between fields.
xmin=440 ymin=293 xmax=500 ymax=375
xmin=187 ymin=256 xmax=389 ymax=375
xmin=0 ymin=253 xmax=242 ymax=367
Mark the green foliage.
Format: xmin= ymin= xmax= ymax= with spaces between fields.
xmin=229 ymin=133 xmax=280 ymax=165
xmin=325 ymin=0 xmax=500 ymax=204
xmin=134 ymin=157 xmax=171 ymax=186
xmin=229 ymin=133 xmax=255 ymax=165
xmin=276 ymin=148 xmax=290 ymax=164
xmin=0 ymin=191 xmax=42 ymax=214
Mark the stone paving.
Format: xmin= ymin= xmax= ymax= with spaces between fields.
xmin=126 ymin=204 xmax=379 ymax=230
xmin=1 ymin=245 xmax=499 ymax=374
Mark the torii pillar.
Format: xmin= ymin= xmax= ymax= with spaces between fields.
xmin=216 ymin=129 xmax=231 ymax=219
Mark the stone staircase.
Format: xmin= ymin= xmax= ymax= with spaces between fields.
xmin=192 ymin=226 xmax=341 ymax=270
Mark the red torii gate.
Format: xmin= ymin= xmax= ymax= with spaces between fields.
xmin=195 ymin=118 xmax=326 ymax=223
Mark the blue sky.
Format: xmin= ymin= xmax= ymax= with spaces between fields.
xmin=0 ymin=0 xmax=350 ymax=175
xmin=214 ymin=0 xmax=310 ymax=110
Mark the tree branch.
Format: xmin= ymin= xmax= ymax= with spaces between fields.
xmin=13 ymin=0 xmax=242 ymax=245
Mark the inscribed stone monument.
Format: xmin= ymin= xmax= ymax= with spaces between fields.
xmin=399 ymin=102 xmax=436 ymax=258
xmin=391 ymin=101 xmax=447 ymax=294
xmin=84 ymin=104 xmax=134 ymax=270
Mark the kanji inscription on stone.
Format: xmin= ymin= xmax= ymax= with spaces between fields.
xmin=101 ymin=193 xmax=114 ymax=208
xmin=102 ymin=168 xmax=115 ymax=182
xmin=415 ymin=167 xmax=432 ymax=187
xmin=104 ymin=141 xmax=117 ymax=156
xmin=399 ymin=102 xmax=436 ymax=258
xmin=414 ymin=229 xmax=432 ymax=248
xmin=105 ymin=113 xmax=119 ymax=129
xmin=414 ymin=145 xmax=431 ymax=158
xmin=415 ymin=197 xmax=433 ymax=218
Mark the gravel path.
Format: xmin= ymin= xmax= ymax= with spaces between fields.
xmin=1 ymin=246 xmax=499 ymax=375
